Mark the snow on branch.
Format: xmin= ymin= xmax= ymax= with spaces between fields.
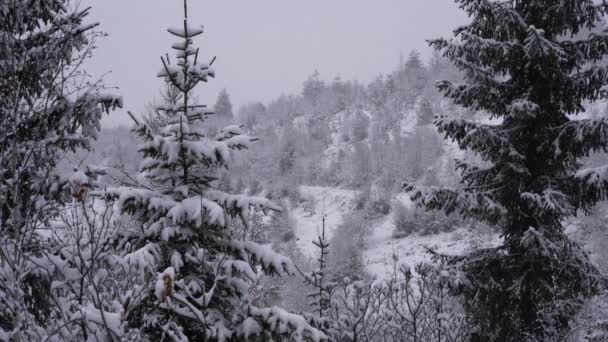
xmin=552 ymin=118 xmax=608 ymax=157
xmin=102 ymin=187 xmax=176 ymax=216
xmin=436 ymin=81 xmax=508 ymax=114
xmin=122 ymin=243 xmax=161 ymax=271
xmin=574 ymin=164 xmax=608 ymax=207
xmin=167 ymin=195 xmax=226 ymax=227
xmin=525 ymin=26 xmax=567 ymax=61
xmin=168 ymin=25 xmax=204 ymax=39
xmin=459 ymin=30 xmax=520 ymax=61
xmin=561 ymin=31 xmax=608 ymax=62
xmin=520 ymin=227 xmax=561 ymax=258
xmin=242 ymin=305 xmax=327 ymax=341
xmin=571 ymin=65 xmax=608 ymax=101
xmin=521 ymin=189 xmax=574 ymax=217
xmin=206 ymin=190 xmax=281 ymax=228
xmin=232 ymin=241 xmax=296 ymax=276
xmin=405 ymin=183 xmax=506 ymax=225
xmin=436 ymin=118 xmax=523 ymax=161
xmin=507 ymin=99 xmax=539 ymax=119
xmin=70 ymin=303 xmax=125 ymax=340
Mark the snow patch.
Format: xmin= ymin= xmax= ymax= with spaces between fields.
xmin=363 ymin=210 xmax=502 ymax=279
xmin=290 ymin=186 xmax=358 ymax=259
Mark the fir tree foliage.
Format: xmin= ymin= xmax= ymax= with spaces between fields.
xmin=406 ymin=0 xmax=608 ymax=340
xmin=102 ymin=1 xmax=325 ymax=340
xmin=304 ymin=218 xmax=335 ymax=320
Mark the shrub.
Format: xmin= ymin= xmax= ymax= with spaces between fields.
xmin=392 ymin=202 xmax=417 ymax=238
xmin=366 ymin=198 xmax=391 ymax=218
xmin=392 ymin=202 xmax=462 ymax=238
xmin=354 ymin=189 xmax=370 ymax=211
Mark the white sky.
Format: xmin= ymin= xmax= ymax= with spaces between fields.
xmin=83 ymin=1 xmax=467 ymax=127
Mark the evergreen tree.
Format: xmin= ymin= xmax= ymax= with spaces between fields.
xmin=104 ymin=1 xmax=324 ymax=340
xmin=400 ymin=50 xmax=427 ymax=104
xmin=406 ymin=1 xmax=608 ymax=340
xmin=214 ymin=88 xmax=234 ymax=120
xmin=302 ymin=70 xmax=325 ymax=109
xmin=305 ymin=218 xmax=334 ymax=319
xmin=0 ymin=2 xmax=121 ymax=338
xmin=299 ymin=218 xmax=338 ymax=338
xmin=277 ymin=124 xmax=300 ymax=178
xmin=408 ymin=100 xmax=443 ymax=182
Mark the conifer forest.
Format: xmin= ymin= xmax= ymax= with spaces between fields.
xmin=2 ymin=0 xmax=608 ymax=341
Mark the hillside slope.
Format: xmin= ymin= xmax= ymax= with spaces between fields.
xmin=290 ymin=185 xmax=502 ymax=279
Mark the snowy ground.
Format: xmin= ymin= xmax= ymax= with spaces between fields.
xmin=364 ymin=221 xmax=502 ymax=279
xmin=363 ymin=194 xmax=501 ymax=278
xmin=290 ymin=185 xmax=503 ymax=278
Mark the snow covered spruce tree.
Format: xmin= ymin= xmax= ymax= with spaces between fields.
xmin=214 ymin=88 xmax=234 ymax=120
xmin=0 ymin=1 xmax=121 ymax=339
xmin=406 ymin=1 xmax=608 ymax=340
xmin=301 ymin=218 xmax=336 ymax=335
xmin=103 ymin=1 xmax=325 ymax=341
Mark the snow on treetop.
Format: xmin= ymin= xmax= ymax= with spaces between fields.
xmin=168 ymin=25 xmax=204 ymax=38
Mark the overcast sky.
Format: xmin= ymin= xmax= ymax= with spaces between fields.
xmin=83 ymin=1 xmax=467 ymax=127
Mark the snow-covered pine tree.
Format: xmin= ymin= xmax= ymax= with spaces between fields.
xmin=103 ymin=1 xmax=325 ymax=340
xmin=304 ymin=218 xmax=335 ymax=322
xmin=206 ymin=88 xmax=235 ymax=139
xmin=214 ymin=88 xmax=234 ymax=120
xmin=406 ymin=1 xmax=608 ymax=340
xmin=399 ymin=50 xmax=427 ymax=105
xmin=0 ymin=2 xmax=121 ymax=339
